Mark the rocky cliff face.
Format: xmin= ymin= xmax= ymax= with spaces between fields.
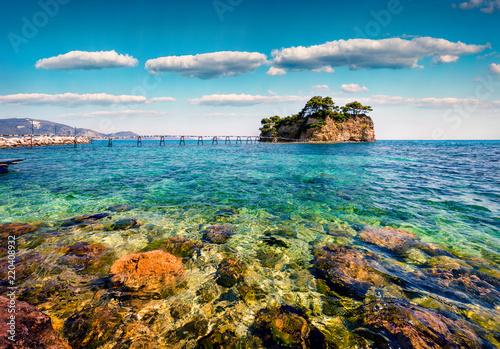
xmin=260 ymin=115 xmax=376 ymax=143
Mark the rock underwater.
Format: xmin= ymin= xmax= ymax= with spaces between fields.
xmin=0 ymin=296 xmax=71 ymax=349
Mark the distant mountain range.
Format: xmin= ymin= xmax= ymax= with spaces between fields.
xmin=0 ymin=118 xmax=138 ymax=138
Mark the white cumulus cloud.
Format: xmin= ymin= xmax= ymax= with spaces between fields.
xmin=311 ymin=85 xmax=330 ymax=92
xmin=188 ymin=93 xmax=307 ymax=107
xmin=147 ymin=97 xmax=177 ymax=103
xmin=270 ymin=37 xmax=489 ymax=72
xmin=433 ymin=55 xmax=460 ymax=64
xmin=341 ymin=84 xmax=368 ymax=94
xmin=458 ymin=0 xmax=500 ymax=13
xmin=0 ymin=93 xmax=175 ymax=107
xmin=145 ymin=51 xmax=268 ymax=79
xmin=35 ymin=50 xmax=138 ymax=70
xmin=266 ymin=67 xmax=286 ymax=76
xmin=488 ymin=63 xmax=500 ymax=75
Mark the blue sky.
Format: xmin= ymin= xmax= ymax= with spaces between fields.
xmin=0 ymin=0 xmax=499 ymax=139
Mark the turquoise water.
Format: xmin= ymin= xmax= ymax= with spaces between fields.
xmin=2 ymin=140 xmax=499 ymax=258
xmin=1 ymin=140 xmax=499 ymax=347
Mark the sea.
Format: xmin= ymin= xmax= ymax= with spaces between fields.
xmin=1 ymin=140 xmax=499 ymax=347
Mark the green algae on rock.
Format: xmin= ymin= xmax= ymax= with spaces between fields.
xmin=109 ymin=218 xmax=141 ymax=231
xmin=150 ymin=236 xmax=203 ymax=258
xmin=57 ymin=241 xmax=114 ymax=274
xmin=201 ymin=225 xmax=234 ymax=244
xmin=215 ymin=257 xmax=246 ymax=288
xmin=252 ymin=305 xmax=328 ymax=348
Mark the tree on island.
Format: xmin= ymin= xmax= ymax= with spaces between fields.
xmin=298 ymin=96 xmax=339 ymax=118
xmin=260 ymin=96 xmax=373 ymax=133
xmin=342 ymin=101 xmax=373 ymax=117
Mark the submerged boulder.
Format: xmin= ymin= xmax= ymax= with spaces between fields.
xmin=196 ymin=329 xmax=239 ymax=348
xmin=58 ymin=241 xmax=112 ymax=273
xmin=0 ymin=252 xmax=45 ymax=287
xmin=0 ymin=222 xmax=41 ymax=238
xmin=109 ymin=218 xmax=141 ymax=231
xmin=60 ymin=213 xmax=110 ymax=228
xmin=107 ymin=204 xmax=135 ymax=212
xmin=110 ymin=250 xmax=184 ymax=293
xmin=252 ymin=305 xmax=327 ymax=348
xmin=359 ymin=299 xmax=489 ymax=349
xmin=0 ymin=296 xmax=71 ymax=349
xmin=202 ymin=225 xmax=234 ymax=244
xmin=355 ymin=224 xmax=454 ymax=258
xmin=158 ymin=237 xmax=203 ymax=258
xmin=215 ymin=257 xmax=246 ymax=288
xmin=63 ymin=305 xmax=123 ymax=349
xmin=311 ymin=244 xmax=387 ymax=298
xmin=356 ymin=225 xmax=422 ymax=252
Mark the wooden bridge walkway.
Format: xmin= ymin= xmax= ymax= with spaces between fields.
xmin=1 ymin=134 xmax=305 ymax=147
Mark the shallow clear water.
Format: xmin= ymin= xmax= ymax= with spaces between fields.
xmin=1 ymin=140 xmax=499 ymax=347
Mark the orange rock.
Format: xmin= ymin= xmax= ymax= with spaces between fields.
xmin=0 ymin=223 xmax=40 ymax=238
xmin=110 ymin=250 xmax=184 ymax=291
xmin=357 ymin=225 xmax=421 ymax=251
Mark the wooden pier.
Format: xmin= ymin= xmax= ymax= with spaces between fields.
xmin=90 ymin=135 xmax=264 ymax=147
xmin=1 ymin=134 xmax=306 ymax=149
xmin=0 ymin=159 xmax=24 ymax=173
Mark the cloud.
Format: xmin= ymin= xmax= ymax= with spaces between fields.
xmin=188 ymin=93 xmax=307 ymax=107
xmin=57 ymin=110 xmax=172 ymax=118
xmin=266 ymin=67 xmax=286 ymax=76
xmin=270 ymin=37 xmax=489 ymax=72
xmin=433 ymin=55 xmax=459 ymax=64
xmin=0 ymin=93 xmax=175 ymax=107
xmin=488 ymin=63 xmax=500 ymax=75
xmin=476 ymin=51 xmax=500 ymax=59
xmin=311 ymin=85 xmax=330 ymax=92
xmin=457 ymin=0 xmax=500 ymax=13
xmin=145 ymin=51 xmax=268 ymax=79
xmin=312 ymin=66 xmax=334 ymax=73
xmin=35 ymin=50 xmax=138 ymax=70
xmin=333 ymin=95 xmax=500 ymax=109
xmin=147 ymin=97 xmax=177 ymax=103
xmin=341 ymin=84 xmax=368 ymax=94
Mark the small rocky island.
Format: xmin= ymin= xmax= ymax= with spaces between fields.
xmin=260 ymin=96 xmax=376 ymax=142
